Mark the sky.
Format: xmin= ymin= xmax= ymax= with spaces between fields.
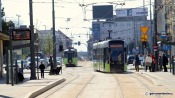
xmin=1 ymin=0 xmax=154 ymax=52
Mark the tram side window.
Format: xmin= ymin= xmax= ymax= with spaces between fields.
xmin=93 ymin=49 xmax=97 ymax=60
xmin=64 ymin=52 xmax=68 ymax=58
xmin=100 ymin=48 xmax=103 ymax=61
xmin=104 ymin=48 xmax=109 ymax=63
xmin=73 ymin=51 xmax=77 ymax=57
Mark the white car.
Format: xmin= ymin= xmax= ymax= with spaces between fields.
xmin=26 ymin=57 xmax=41 ymax=69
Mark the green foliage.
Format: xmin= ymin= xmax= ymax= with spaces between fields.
xmin=43 ymin=32 xmax=56 ymax=56
xmin=1 ymin=7 xmax=15 ymax=35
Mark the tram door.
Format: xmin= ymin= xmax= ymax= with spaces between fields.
xmin=110 ymin=46 xmax=124 ymax=72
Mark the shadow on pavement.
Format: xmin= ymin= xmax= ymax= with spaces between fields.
xmin=0 ymin=95 xmax=12 ymax=98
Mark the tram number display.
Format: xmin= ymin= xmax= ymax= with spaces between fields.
xmin=110 ymin=44 xmax=123 ymax=48
xmin=12 ymin=29 xmax=31 ymax=40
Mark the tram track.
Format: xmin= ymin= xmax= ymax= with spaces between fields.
xmin=36 ymin=72 xmax=79 ymax=98
xmin=131 ymin=73 xmax=161 ymax=98
xmin=113 ymin=74 xmax=125 ymax=98
xmin=36 ymin=72 xmax=95 ymax=98
xmin=113 ymin=73 xmax=162 ymax=98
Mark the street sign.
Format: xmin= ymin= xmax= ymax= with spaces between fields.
xmin=140 ymin=26 xmax=149 ymax=35
xmin=160 ymin=35 xmax=166 ymax=39
xmin=162 ymin=45 xmax=171 ymax=50
xmin=141 ymin=35 xmax=148 ymax=41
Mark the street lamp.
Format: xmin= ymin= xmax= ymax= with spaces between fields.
xmin=103 ymin=21 xmax=114 ymax=39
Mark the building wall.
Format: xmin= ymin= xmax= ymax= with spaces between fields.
xmin=100 ymin=16 xmax=151 ymax=48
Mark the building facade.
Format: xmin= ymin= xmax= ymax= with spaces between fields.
xmin=37 ymin=29 xmax=72 ymax=56
xmin=91 ymin=8 xmax=153 ymax=54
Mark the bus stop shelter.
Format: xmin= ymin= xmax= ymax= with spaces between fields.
xmin=0 ymin=32 xmax=9 ymax=77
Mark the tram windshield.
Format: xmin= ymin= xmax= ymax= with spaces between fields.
xmin=64 ymin=51 xmax=76 ymax=58
xmin=110 ymin=48 xmax=123 ymax=62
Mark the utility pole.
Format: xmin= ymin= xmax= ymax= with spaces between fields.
xmin=29 ymin=0 xmax=37 ymax=80
xmin=150 ymin=0 xmax=153 ymax=52
xmin=0 ymin=0 xmax=2 ymax=31
xmin=52 ymin=0 xmax=56 ymax=69
xmin=16 ymin=14 xmax=21 ymax=27
xmin=0 ymin=0 xmax=2 ymax=77
xmin=154 ymin=0 xmax=158 ymax=71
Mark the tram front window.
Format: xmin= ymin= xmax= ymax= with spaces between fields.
xmin=110 ymin=48 xmax=123 ymax=62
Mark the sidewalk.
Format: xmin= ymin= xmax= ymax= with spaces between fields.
xmin=0 ymin=69 xmax=65 ymax=98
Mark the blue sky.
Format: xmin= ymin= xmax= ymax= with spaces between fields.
xmin=2 ymin=0 xmax=154 ymax=52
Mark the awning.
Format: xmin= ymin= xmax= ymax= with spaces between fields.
xmin=0 ymin=32 xmax=9 ymax=40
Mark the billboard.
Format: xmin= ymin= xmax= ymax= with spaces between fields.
xmin=92 ymin=22 xmax=101 ymax=41
xmin=116 ymin=8 xmax=148 ymax=17
xmin=93 ymin=5 xmax=113 ymax=19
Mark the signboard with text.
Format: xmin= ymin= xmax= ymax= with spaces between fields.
xmin=116 ymin=8 xmax=148 ymax=17
xmin=12 ymin=29 xmax=31 ymax=41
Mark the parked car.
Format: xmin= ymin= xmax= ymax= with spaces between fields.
xmin=56 ymin=57 xmax=61 ymax=65
xmin=127 ymin=55 xmax=135 ymax=65
xmin=139 ymin=56 xmax=144 ymax=66
xmin=26 ymin=57 xmax=41 ymax=69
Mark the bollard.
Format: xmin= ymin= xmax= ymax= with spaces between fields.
xmin=172 ymin=56 xmax=174 ymax=75
xmin=21 ymin=60 xmax=23 ymax=73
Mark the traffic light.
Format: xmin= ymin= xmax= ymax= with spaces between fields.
xmin=78 ymin=41 xmax=81 ymax=45
xmin=142 ymin=42 xmax=146 ymax=48
xmin=59 ymin=45 xmax=63 ymax=52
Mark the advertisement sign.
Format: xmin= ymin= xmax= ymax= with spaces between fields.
xmin=115 ymin=9 xmax=127 ymax=17
xmin=116 ymin=8 xmax=148 ymax=17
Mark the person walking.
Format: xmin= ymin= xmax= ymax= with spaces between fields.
xmin=145 ymin=54 xmax=152 ymax=72
xmin=158 ymin=56 xmax=163 ymax=71
xmin=150 ymin=53 xmax=156 ymax=72
xmin=134 ymin=54 xmax=140 ymax=72
xmin=162 ymin=54 xmax=168 ymax=72
xmin=39 ymin=62 xmax=45 ymax=78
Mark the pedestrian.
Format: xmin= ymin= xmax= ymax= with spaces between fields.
xmin=158 ymin=56 xmax=163 ymax=71
xmin=145 ymin=54 xmax=152 ymax=72
xmin=162 ymin=54 xmax=168 ymax=72
xmin=150 ymin=53 xmax=156 ymax=72
xmin=134 ymin=54 xmax=140 ymax=72
xmin=39 ymin=62 xmax=45 ymax=78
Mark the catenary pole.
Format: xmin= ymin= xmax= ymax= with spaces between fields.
xmin=154 ymin=0 xmax=158 ymax=71
xmin=52 ymin=0 xmax=56 ymax=69
xmin=29 ymin=0 xmax=37 ymax=80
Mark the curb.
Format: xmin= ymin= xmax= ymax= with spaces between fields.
xmin=24 ymin=78 xmax=66 ymax=98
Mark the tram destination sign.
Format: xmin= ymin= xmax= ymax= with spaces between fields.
xmin=110 ymin=44 xmax=123 ymax=48
xmin=12 ymin=29 xmax=31 ymax=41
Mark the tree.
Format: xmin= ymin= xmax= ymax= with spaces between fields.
xmin=1 ymin=7 xmax=15 ymax=34
xmin=43 ymin=32 xmax=56 ymax=57
xmin=2 ymin=7 xmax=15 ymax=57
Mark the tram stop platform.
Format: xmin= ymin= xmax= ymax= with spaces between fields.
xmin=0 ymin=69 xmax=65 ymax=98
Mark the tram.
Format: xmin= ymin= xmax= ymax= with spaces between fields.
xmin=63 ymin=47 xmax=78 ymax=67
xmin=93 ymin=39 xmax=127 ymax=73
